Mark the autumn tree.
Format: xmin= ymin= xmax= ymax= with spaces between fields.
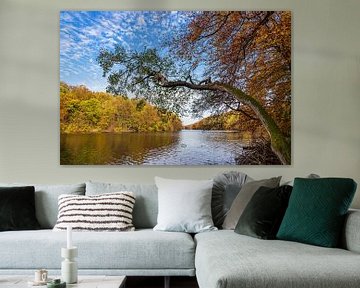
xmin=97 ymin=11 xmax=291 ymax=164
xmin=60 ymin=82 xmax=182 ymax=133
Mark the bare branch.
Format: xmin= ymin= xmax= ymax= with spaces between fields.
xmin=197 ymin=12 xmax=232 ymax=40
xmin=158 ymin=78 xmax=223 ymax=92
xmin=223 ymin=101 xmax=259 ymax=121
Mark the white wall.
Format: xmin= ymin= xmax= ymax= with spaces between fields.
xmin=0 ymin=0 xmax=359 ymax=208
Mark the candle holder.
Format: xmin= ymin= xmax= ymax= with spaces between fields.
xmin=61 ymin=247 xmax=78 ymax=284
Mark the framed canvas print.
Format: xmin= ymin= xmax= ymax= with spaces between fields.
xmin=60 ymin=11 xmax=291 ymax=165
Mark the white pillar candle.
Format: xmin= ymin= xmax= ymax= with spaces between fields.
xmin=67 ymin=225 xmax=72 ymax=249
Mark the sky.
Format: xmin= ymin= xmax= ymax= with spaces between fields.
xmin=60 ymin=11 xmax=189 ymax=91
xmin=60 ymin=10 xmax=200 ymax=124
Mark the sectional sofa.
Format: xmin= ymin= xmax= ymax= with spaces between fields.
xmin=0 ymin=179 xmax=359 ymax=288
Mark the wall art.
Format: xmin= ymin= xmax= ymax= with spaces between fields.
xmin=60 ymin=11 xmax=291 ymax=165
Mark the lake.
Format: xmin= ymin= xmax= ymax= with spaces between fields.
xmin=60 ymin=130 xmax=249 ymax=165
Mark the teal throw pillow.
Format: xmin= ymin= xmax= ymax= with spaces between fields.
xmin=277 ymin=178 xmax=357 ymax=247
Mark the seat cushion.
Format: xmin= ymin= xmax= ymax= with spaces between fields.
xmin=195 ymin=230 xmax=360 ymax=288
xmin=0 ymin=229 xmax=195 ymax=270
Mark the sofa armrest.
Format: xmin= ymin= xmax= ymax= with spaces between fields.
xmin=342 ymin=209 xmax=360 ymax=253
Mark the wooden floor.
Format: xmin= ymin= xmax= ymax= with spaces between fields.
xmin=126 ymin=276 xmax=199 ymax=288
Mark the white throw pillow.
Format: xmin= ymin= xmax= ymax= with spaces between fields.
xmin=53 ymin=192 xmax=135 ymax=231
xmin=153 ymin=177 xmax=217 ymax=233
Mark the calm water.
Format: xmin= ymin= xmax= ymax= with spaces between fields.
xmin=60 ymin=130 xmax=248 ymax=165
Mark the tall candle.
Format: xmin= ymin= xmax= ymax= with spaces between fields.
xmin=67 ymin=225 xmax=72 ymax=249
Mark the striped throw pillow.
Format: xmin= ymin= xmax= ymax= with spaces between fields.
xmin=53 ymin=192 xmax=136 ymax=231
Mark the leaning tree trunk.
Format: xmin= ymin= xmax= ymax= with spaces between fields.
xmin=221 ymin=84 xmax=291 ymax=165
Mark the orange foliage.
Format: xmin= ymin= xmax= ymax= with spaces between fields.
xmin=173 ymin=11 xmax=291 ymax=137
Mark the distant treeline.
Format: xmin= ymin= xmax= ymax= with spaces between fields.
xmin=185 ymin=112 xmax=245 ymax=131
xmin=60 ymin=82 xmax=183 ymax=133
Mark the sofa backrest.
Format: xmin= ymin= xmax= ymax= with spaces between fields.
xmin=341 ymin=209 xmax=360 ymax=253
xmin=86 ymin=181 xmax=158 ymax=229
xmin=0 ymin=183 xmax=86 ymax=228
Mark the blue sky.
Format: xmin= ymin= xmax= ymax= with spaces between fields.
xmin=60 ymin=11 xmax=202 ymax=124
xmin=60 ymin=11 xmax=190 ymax=92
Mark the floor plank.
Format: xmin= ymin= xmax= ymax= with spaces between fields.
xmin=126 ymin=276 xmax=199 ymax=288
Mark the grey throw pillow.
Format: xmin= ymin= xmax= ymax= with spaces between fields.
xmin=212 ymin=171 xmax=251 ymax=228
xmin=222 ymin=177 xmax=281 ymax=230
xmin=153 ymin=177 xmax=217 ymax=233
xmin=283 ymin=173 xmax=320 ymax=186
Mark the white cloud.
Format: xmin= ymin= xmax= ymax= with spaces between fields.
xmin=137 ymin=15 xmax=146 ymax=26
xmin=60 ymin=11 xmax=193 ymax=91
xmin=60 ymin=12 xmax=74 ymax=22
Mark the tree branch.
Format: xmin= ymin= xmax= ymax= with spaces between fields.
xmin=158 ymin=79 xmax=222 ymax=92
xmin=223 ymin=101 xmax=259 ymax=121
xmin=133 ymin=74 xmax=154 ymax=86
xmin=198 ymin=12 xmax=232 ymax=40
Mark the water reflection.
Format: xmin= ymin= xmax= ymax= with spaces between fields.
xmin=60 ymin=130 xmax=247 ymax=165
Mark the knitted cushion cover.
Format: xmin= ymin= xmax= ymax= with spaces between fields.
xmin=53 ymin=192 xmax=135 ymax=231
xmin=277 ymin=178 xmax=357 ymax=247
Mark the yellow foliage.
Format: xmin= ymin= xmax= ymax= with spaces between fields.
xmin=60 ymin=82 xmax=182 ymax=133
